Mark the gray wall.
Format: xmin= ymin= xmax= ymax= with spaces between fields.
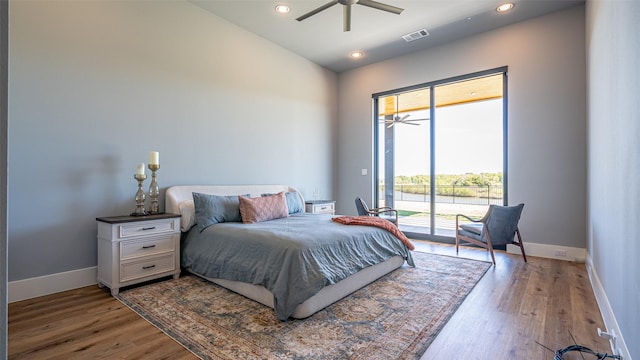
xmin=335 ymin=6 xmax=587 ymax=250
xmin=8 ymin=0 xmax=337 ymax=281
xmin=586 ymin=0 xmax=639 ymax=357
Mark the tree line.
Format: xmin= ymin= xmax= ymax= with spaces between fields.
xmin=390 ymin=173 xmax=503 ymax=198
xmin=394 ymin=172 xmax=502 ymax=186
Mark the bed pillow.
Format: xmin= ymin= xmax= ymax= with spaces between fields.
xmin=239 ymin=192 xmax=289 ymax=224
xmin=192 ymin=192 xmax=246 ymax=232
xmin=261 ymin=191 xmax=304 ymax=214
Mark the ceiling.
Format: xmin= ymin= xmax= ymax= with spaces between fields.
xmin=190 ymin=0 xmax=583 ymax=73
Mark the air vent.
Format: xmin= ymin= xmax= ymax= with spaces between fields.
xmin=402 ymin=29 xmax=430 ymax=42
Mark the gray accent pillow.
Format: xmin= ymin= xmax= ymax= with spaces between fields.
xmin=261 ymin=191 xmax=304 ymax=214
xmin=192 ymin=192 xmax=247 ymax=232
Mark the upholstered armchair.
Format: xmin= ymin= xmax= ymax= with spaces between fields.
xmin=455 ymin=203 xmax=526 ymax=265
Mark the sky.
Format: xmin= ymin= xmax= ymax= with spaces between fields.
xmin=380 ymin=98 xmax=503 ymax=176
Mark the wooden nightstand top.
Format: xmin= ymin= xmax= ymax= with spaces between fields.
xmin=96 ymin=213 xmax=181 ymax=224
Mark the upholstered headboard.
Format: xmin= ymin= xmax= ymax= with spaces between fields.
xmin=165 ymin=185 xmax=304 ymax=232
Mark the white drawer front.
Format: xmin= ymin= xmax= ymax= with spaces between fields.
xmin=120 ymin=236 xmax=175 ymax=260
xmin=119 ymin=220 xmax=175 ymax=239
xmin=314 ymin=203 xmax=335 ymax=214
xmin=120 ymin=254 xmax=175 ymax=283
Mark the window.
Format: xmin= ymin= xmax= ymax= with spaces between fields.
xmin=373 ymin=68 xmax=507 ymax=240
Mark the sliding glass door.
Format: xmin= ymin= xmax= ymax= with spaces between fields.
xmin=374 ymin=68 xmax=507 ymax=240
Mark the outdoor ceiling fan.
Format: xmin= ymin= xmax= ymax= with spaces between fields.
xmin=383 ymin=114 xmax=429 ymax=128
xmin=296 ymin=0 xmax=404 ymax=32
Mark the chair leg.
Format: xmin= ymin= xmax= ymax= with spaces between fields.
xmin=485 ymin=233 xmax=496 ymax=265
xmin=516 ymin=228 xmax=527 ymax=262
xmin=488 ymin=247 xmax=496 ymax=265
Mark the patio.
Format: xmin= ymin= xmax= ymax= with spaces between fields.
xmin=394 ymin=199 xmax=491 ymax=237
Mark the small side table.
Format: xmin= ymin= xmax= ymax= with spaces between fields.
xmin=96 ymin=213 xmax=181 ymax=295
xmin=305 ymin=200 xmax=336 ymax=215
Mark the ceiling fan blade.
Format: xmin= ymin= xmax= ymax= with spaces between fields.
xmin=343 ymin=4 xmax=352 ymax=32
xmin=403 ymin=118 xmax=430 ymax=122
xmin=296 ymin=0 xmax=339 ymax=22
xmin=357 ymin=0 xmax=404 ymax=15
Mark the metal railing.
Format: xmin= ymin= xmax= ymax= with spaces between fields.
xmin=388 ymin=184 xmax=503 ymax=205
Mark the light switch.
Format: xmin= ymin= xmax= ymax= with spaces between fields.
xmin=361 ymin=169 xmax=368 ymax=176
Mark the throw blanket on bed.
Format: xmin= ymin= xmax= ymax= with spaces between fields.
xmin=332 ymin=216 xmax=415 ymax=251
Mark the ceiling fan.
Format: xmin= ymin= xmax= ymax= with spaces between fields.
xmin=382 ymin=114 xmax=429 ymax=128
xmin=296 ymin=0 xmax=404 ymax=32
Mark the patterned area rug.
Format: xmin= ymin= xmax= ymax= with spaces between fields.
xmin=116 ymin=251 xmax=490 ymax=360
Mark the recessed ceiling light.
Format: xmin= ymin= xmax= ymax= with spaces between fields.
xmin=350 ymin=51 xmax=364 ymax=59
xmin=496 ymin=3 xmax=514 ymax=13
xmin=275 ymin=4 xmax=290 ymax=14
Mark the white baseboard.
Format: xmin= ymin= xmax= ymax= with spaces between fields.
xmin=506 ymin=241 xmax=586 ymax=262
xmin=586 ymin=254 xmax=632 ymax=360
xmin=8 ymin=266 xmax=97 ymax=303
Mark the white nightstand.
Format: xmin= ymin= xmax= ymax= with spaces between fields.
xmin=96 ymin=213 xmax=181 ymax=295
xmin=305 ymin=200 xmax=336 ymax=215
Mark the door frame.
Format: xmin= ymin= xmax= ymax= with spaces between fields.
xmin=372 ymin=66 xmax=509 ymax=240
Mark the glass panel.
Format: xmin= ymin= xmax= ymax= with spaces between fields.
xmin=378 ymin=89 xmax=431 ymax=232
xmin=433 ymin=75 xmax=503 ymax=237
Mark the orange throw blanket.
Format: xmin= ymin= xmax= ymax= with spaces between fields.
xmin=332 ymin=216 xmax=415 ymax=251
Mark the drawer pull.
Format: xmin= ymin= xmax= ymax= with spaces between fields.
xmin=142 ymin=264 xmax=156 ymax=270
xmin=142 ymin=226 xmax=156 ymax=231
xmin=142 ymin=244 xmax=156 ymax=249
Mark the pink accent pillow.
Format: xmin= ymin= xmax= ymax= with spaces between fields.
xmin=239 ymin=192 xmax=289 ymax=224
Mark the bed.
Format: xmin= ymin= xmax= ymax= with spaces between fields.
xmin=166 ymin=185 xmax=414 ymax=320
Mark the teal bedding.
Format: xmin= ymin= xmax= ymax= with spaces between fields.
xmin=181 ymin=213 xmax=414 ymax=320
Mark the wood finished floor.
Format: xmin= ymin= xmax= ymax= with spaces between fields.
xmin=8 ymin=241 xmax=611 ymax=360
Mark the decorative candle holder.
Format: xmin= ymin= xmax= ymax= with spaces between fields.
xmin=131 ymin=173 xmax=148 ymax=216
xmin=148 ymin=164 xmax=161 ymax=214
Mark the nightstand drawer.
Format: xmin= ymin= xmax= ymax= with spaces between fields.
xmin=120 ymin=254 xmax=176 ymax=282
xmin=119 ymin=220 xmax=176 ymax=239
xmin=314 ymin=203 xmax=335 ymax=213
xmin=306 ymin=201 xmax=336 ymax=214
xmin=120 ymin=236 xmax=174 ymax=260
